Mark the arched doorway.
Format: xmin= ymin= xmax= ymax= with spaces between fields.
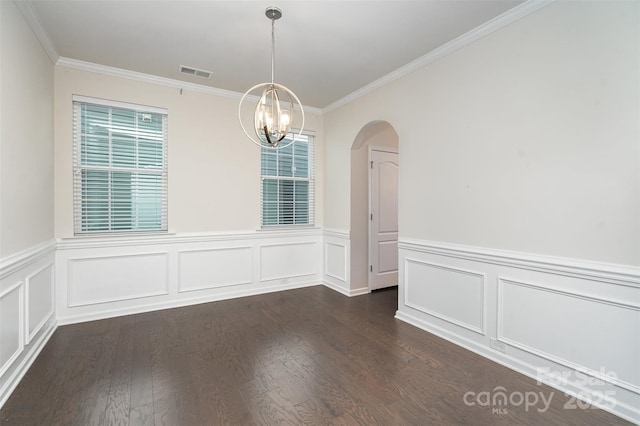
xmin=350 ymin=121 xmax=399 ymax=291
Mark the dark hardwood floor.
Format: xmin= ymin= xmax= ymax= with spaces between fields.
xmin=1 ymin=285 xmax=628 ymax=425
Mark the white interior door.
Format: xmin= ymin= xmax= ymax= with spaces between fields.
xmin=369 ymin=147 xmax=399 ymax=290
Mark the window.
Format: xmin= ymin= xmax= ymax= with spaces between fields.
xmin=73 ymin=96 xmax=168 ymax=234
xmin=261 ymin=133 xmax=314 ymax=226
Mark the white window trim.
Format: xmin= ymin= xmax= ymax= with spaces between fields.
xmin=72 ymin=95 xmax=167 ymax=115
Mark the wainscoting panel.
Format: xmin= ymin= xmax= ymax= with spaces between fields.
xmin=178 ymin=247 xmax=253 ymax=293
xmin=498 ymin=277 xmax=640 ymax=393
xmin=26 ymin=263 xmax=54 ymax=344
xmin=325 ymin=242 xmax=347 ymax=282
xmin=404 ymin=258 xmax=485 ymax=334
xmin=378 ymin=241 xmax=398 ymax=273
xmin=260 ymin=242 xmax=320 ymax=282
xmin=68 ymin=253 xmax=169 ymax=307
xmin=56 ymin=229 xmax=323 ymax=324
xmin=322 ymin=229 xmax=362 ymax=296
xmin=396 ymin=238 xmax=640 ymax=424
xmin=0 ymin=282 xmax=24 ymax=379
xmin=0 ymin=240 xmax=57 ymax=409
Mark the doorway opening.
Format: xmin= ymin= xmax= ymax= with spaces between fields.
xmin=368 ymin=146 xmax=399 ymax=290
xmin=350 ymin=121 xmax=399 ymax=292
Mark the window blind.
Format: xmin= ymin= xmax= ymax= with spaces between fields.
xmin=73 ymin=96 xmax=168 ymax=234
xmin=261 ymin=133 xmax=314 ymax=227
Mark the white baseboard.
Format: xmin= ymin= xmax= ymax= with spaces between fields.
xmin=323 ymin=280 xmax=370 ymax=297
xmin=0 ymin=319 xmax=56 ymax=408
xmin=322 ymin=279 xmax=351 ymax=296
xmin=350 ymin=286 xmax=371 ymax=296
xmin=395 ymin=309 xmax=640 ymax=424
xmin=58 ymin=281 xmax=320 ymax=325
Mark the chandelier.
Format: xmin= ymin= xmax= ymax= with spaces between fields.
xmin=238 ymin=7 xmax=305 ymax=149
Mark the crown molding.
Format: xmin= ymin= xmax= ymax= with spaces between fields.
xmin=14 ymin=0 xmax=59 ymax=64
xmin=55 ymin=57 xmax=323 ymax=115
xmin=56 ymin=57 xmax=239 ymax=98
xmin=322 ymin=0 xmax=556 ymax=114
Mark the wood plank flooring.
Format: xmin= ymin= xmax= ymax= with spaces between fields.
xmin=0 ymin=286 xmax=628 ymax=425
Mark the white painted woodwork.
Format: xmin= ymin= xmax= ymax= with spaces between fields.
xmin=26 ymin=264 xmax=54 ymax=343
xmin=68 ymin=253 xmax=169 ymax=307
xmin=325 ymin=242 xmax=347 ymax=282
xmin=404 ymin=259 xmax=485 ymax=334
xmin=0 ymin=283 xmax=23 ymax=378
xmin=2 ymin=231 xmax=639 ymax=425
xmin=178 ymin=247 xmax=253 ymax=292
xmin=397 ymin=238 xmax=640 ymax=424
xmin=0 ymin=242 xmax=56 ymax=409
xmin=55 ymin=230 xmax=323 ymax=324
xmin=323 ymin=228 xmax=369 ymax=297
xmin=369 ymin=147 xmax=399 ymax=290
xmin=260 ymin=242 xmax=320 ymax=282
xmin=498 ymin=278 xmax=639 ymax=392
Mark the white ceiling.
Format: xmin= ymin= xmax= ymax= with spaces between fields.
xmin=23 ymin=0 xmax=524 ymax=109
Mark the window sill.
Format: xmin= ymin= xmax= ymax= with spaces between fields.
xmin=58 ymin=231 xmax=176 ymax=250
xmin=57 ymin=228 xmax=323 ymax=250
xmin=72 ymin=230 xmax=173 ymax=238
xmin=258 ymin=225 xmax=319 ymax=232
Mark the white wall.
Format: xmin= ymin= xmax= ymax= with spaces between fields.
xmin=54 ymin=66 xmax=324 ymax=237
xmin=0 ymin=0 xmax=56 ymax=408
xmin=0 ymin=0 xmax=54 ymax=258
xmin=324 ymin=0 xmax=639 ymax=266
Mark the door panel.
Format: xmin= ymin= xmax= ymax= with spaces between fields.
xmin=378 ymin=162 xmax=398 ymax=233
xmin=378 ymin=241 xmax=398 ymax=273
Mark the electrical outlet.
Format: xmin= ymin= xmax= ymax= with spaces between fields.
xmin=490 ymin=338 xmax=507 ymax=353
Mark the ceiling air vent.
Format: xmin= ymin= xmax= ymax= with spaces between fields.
xmin=179 ymin=65 xmax=212 ymax=79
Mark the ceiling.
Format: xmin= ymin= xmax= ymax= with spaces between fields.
xmin=23 ymin=0 xmax=524 ymax=109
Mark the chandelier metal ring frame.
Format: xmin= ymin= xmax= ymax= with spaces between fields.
xmin=238 ymin=82 xmax=305 ymax=150
xmin=238 ymin=6 xmax=305 ymax=150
